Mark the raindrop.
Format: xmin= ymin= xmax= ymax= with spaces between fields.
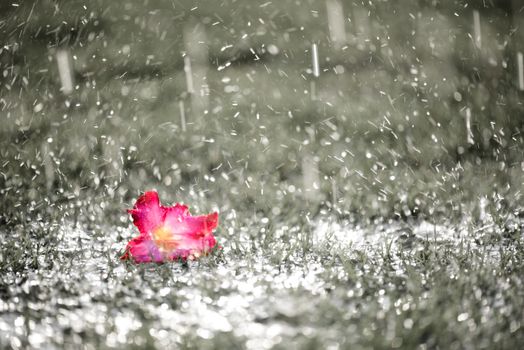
xmin=56 ymin=49 xmax=74 ymax=95
xmin=311 ymin=43 xmax=320 ymax=78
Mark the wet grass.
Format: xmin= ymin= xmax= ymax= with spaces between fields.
xmin=0 ymin=117 xmax=523 ymax=350
xmin=0 ymin=210 xmax=523 ymax=349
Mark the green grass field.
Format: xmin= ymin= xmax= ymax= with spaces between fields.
xmin=1 ymin=1 xmax=523 ymax=349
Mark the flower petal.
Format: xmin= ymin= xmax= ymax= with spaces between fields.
xmin=176 ymin=212 xmax=219 ymax=253
xmin=120 ymin=236 xmax=163 ymax=263
xmin=185 ymin=212 xmax=219 ymax=237
xmin=162 ymin=211 xmax=218 ymax=251
xmin=164 ymin=211 xmax=218 ymax=238
xmin=122 ymin=191 xmax=219 ymax=263
xmin=168 ymin=203 xmax=190 ymax=217
xmin=127 ymin=191 xmax=165 ymax=235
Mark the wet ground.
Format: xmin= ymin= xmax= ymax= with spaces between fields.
xmin=1 ymin=210 xmax=522 ymax=349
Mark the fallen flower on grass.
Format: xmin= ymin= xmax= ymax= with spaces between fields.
xmin=121 ymin=191 xmax=218 ymax=263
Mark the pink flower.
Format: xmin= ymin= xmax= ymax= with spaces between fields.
xmin=121 ymin=191 xmax=218 ymax=263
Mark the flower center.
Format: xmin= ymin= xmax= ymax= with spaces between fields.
xmin=153 ymin=226 xmax=179 ymax=252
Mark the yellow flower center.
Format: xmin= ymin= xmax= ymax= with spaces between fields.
xmin=153 ymin=225 xmax=178 ymax=252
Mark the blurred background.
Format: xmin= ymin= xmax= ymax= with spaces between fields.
xmin=1 ymin=0 xmax=523 ymax=222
